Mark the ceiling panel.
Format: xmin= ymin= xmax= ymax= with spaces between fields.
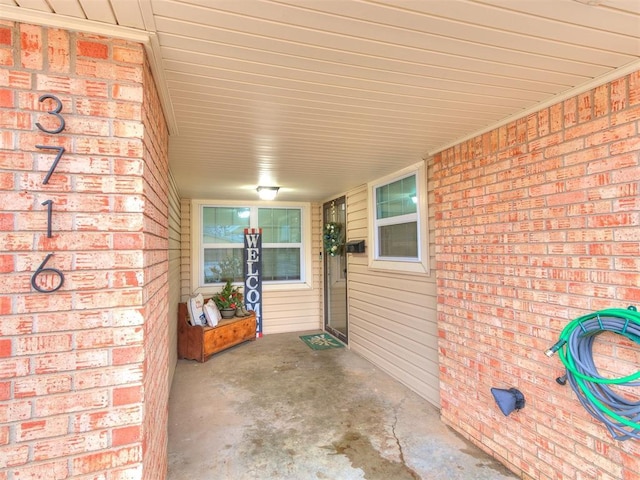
xmin=397 ymin=0 xmax=640 ymax=53
xmin=110 ymin=0 xmax=146 ymax=28
xmin=477 ymin=0 xmax=640 ymax=37
xmin=3 ymin=0 xmax=640 ymax=201
xmin=15 ymin=0 xmax=50 ymax=10
xmin=48 ymin=0 xmax=85 ymax=17
xmin=153 ymin=16 xmax=590 ymax=86
xmin=78 ymin=0 xmax=116 ymax=23
xmin=246 ymin=0 xmax=636 ymax=64
xmin=159 ymin=40 xmax=554 ymax=101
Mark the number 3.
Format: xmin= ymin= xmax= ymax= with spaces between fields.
xmin=35 ymin=94 xmax=65 ymax=134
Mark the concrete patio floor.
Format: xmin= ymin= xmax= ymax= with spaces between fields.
xmin=167 ymin=331 xmax=518 ymax=480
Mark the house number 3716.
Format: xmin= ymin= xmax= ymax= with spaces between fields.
xmin=31 ymin=94 xmax=65 ymax=293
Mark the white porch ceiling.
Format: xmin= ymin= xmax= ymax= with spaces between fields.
xmin=3 ymin=0 xmax=640 ymax=202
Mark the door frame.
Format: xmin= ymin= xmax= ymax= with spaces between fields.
xmin=323 ymin=196 xmax=348 ymax=344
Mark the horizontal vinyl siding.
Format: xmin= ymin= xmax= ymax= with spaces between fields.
xmin=346 ymin=169 xmax=440 ymax=407
xmin=262 ymin=290 xmax=321 ymax=334
xmin=349 ymin=298 xmax=438 ymax=359
xmin=180 ymin=198 xmax=191 ymax=300
xmin=346 ymin=185 xmax=367 ymax=245
xmin=349 ymin=324 xmax=439 ymax=401
xmin=167 ymin=172 xmax=182 ymax=385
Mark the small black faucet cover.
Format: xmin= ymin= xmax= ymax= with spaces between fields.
xmin=491 ymin=387 xmax=525 ymax=416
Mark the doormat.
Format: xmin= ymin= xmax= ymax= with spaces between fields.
xmin=299 ymin=333 xmax=344 ymax=350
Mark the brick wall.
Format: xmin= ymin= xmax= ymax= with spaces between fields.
xmin=434 ymin=72 xmax=640 ymax=479
xmin=0 ymin=21 xmax=170 ymax=479
xmin=140 ymin=50 xmax=170 ymax=480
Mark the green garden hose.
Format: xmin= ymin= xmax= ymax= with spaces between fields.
xmin=546 ymin=306 xmax=640 ymax=440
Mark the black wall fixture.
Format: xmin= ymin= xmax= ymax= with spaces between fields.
xmin=345 ymin=240 xmax=365 ymax=254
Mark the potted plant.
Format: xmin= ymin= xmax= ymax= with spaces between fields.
xmin=212 ymin=280 xmax=243 ymax=318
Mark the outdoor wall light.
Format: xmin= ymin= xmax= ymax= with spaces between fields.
xmin=256 ymin=186 xmax=279 ymax=201
xmin=491 ymin=387 xmax=525 ymax=416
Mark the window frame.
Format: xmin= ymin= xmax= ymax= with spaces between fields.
xmin=368 ymin=161 xmax=430 ymax=276
xmin=191 ymin=199 xmax=312 ymax=294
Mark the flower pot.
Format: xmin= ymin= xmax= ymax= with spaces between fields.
xmin=220 ymin=308 xmax=235 ymax=319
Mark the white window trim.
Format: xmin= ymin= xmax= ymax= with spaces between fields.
xmin=367 ymin=161 xmax=430 ymax=276
xmin=191 ymin=199 xmax=313 ymax=295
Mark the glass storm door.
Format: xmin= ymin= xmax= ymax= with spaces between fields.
xmin=323 ymin=197 xmax=347 ymax=343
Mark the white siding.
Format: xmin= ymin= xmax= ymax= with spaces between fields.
xmin=167 ymin=172 xmax=182 ymax=385
xmin=346 ymin=161 xmax=440 ymax=407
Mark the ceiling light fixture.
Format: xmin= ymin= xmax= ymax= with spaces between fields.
xmin=257 ymin=186 xmax=279 ymax=201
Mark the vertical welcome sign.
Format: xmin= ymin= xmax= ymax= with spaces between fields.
xmin=244 ymin=228 xmax=263 ymax=337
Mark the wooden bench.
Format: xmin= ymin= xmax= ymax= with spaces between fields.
xmin=177 ymin=302 xmax=257 ymax=362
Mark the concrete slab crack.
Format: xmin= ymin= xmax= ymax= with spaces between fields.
xmin=390 ymin=396 xmax=421 ymax=480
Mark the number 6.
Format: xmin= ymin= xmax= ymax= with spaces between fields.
xmin=31 ymin=253 xmax=64 ymax=293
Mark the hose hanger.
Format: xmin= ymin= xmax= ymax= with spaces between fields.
xmin=546 ymin=306 xmax=640 ymax=441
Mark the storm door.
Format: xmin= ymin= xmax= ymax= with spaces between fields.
xmin=323 ymin=196 xmax=347 ymax=343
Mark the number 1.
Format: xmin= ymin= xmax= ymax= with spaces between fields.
xmin=42 ymin=200 xmax=53 ymax=238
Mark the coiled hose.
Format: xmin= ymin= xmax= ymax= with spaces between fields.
xmin=546 ymin=307 xmax=640 ymax=441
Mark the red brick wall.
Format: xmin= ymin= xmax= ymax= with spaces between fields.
xmin=435 ymin=72 xmax=640 ymax=479
xmin=0 ymin=21 xmax=169 ymax=479
xmin=140 ymin=44 xmax=170 ymax=480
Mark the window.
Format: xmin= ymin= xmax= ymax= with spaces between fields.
xmin=193 ymin=201 xmax=309 ymax=289
xmin=259 ymin=208 xmax=302 ymax=282
xmin=369 ymin=162 xmax=429 ymax=275
xmin=375 ymin=174 xmax=418 ymax=258
xmin=202 ymin=206 xmax=249 ymax=284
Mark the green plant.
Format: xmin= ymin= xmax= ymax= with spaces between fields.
xmin=212 ymin=280 xmax=243 ymax=310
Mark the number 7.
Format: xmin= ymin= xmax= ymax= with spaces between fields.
xmin=35 ymin=145 xmax=65 ymax=184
